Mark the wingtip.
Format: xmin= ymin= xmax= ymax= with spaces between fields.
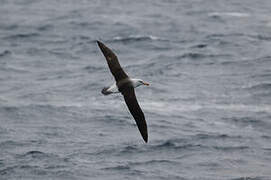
xmin=96 ymin=40 xmax=102 ymax=46
xmin=137 ymin=124 xmax=148 ymax=143
xmin=96 ymin=40 xmax=107 ymax=53
xmin=141 ymin=132 xmax=148 ymax=143
xmin=96 ymin=40 xmax=105 ymax=47
xmin=143 ymin=136 xmax=148 ymax=143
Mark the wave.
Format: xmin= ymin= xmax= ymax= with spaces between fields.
xmin=0 ymin=164 xmax=73 ymax=177
xmin=15 ymin=151 xmax=62 ymax=165
xmin=208 ymin=12 xmax=250 ymax=18
xmin=12 ymin=150 xmax=52 ymax=160
xmin=22 ymin=151 xmax=48 ymax=158
xmin=255 ymin=55 xmax=271 ymax=63
xmin=178 ymin=52 xmax=230 ymax=61
xmin=0 ymin=165 xmax=16 ymax=176
xmin=212 ymin=145 xmax=249 ymax=151
xmin=129 ymin=159 xmax=177 ymax=166
xmin=83 ymin=65 xmax=104 ymax=71
xmin=111 ymin=35 xmax=165 ymax=42
xmin=0 ymin=65 xmax=30 ymax=73
xmin=0 ymin=127 xmax=8 ymax=135
xmin=195 ymin=133 xmax=242 ymax=140
xmin=102 ymin=165 xmax=131 ymax=171
xmin=251 ymin=73 xmax=271 ymax=79
xmin=150 ymin=139 xmax=203 ymax=151
xmin=255 ymin=34 xmax=271 ymax=41
xmin=245 ymin=82 xmax=271 ymax=97
xmin=222 ymin=115 xmax=268 ymax=129
xmin=0 ymin=140 xmax=26 ymax=148
xmin=100 ymin=159 xmax=179 ymax=173
xmin=119 ymin=145 xmax=139 ymax=154
xmin=261 ymin=135 xmax=271 ymax=139
xmin=0 ymin=50 xmax=11 ymax=57
xmin=179 ymin=52 xmax=206 ymax=59
xmin=191 ymin=44 xmax=208 ymax=49
xmin=0 ymin=103 xmax=85 ymax=111
xmin=206 ymin=32 xmax=247 ymax=40
xmin=3 ymin=33 xmax=40 ymax=40
xmin=0 ymin=164 xmax=54 ymax=176
xmin=0 ymin=165 xmax=44 ymax=176
xmin=246 ymin=82 xmax=271 ymax=91
xmin=224 ymin=117 xmax=266 ymax=129
xmin=0 ymin=24 xmax=18 ymax=30
xmin=231 ymin=177 xmax=269 ymax=180
xmin=36 ymin=24 xmax=53 ymax=32
xmin=93 ymin=138 xmax=203 ymax=157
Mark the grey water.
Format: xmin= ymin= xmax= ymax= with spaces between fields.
xmin=1 ymin=0 xmax=271 ymax=179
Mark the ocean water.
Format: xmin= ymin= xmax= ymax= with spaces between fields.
xmin=1 ymin=0 xmax=271 ymax=179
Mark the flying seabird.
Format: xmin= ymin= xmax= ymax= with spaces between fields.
xmin=97 ymin=41 xmax=149 ymax=143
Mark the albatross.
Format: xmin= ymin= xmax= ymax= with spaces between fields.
xmin=97 ymin=41 xmax=149 ymax=143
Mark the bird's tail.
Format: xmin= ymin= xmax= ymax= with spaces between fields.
xmin=101 ymin=87 xmax=112 ymax=95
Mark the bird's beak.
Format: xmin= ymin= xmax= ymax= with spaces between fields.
xmin=143 ymin=82 xmax=150 ymax=86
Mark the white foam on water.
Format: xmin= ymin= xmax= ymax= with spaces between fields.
xmin=208 ymin=12 xmax=250 ymax=18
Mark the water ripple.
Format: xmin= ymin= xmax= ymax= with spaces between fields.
xmin=0 ymin=50 xmax=11 ymax=57
xmin=3 ymin=33 xmax=40 ymax=40
xmin=111 ymin=35 xmax=165 ymax=43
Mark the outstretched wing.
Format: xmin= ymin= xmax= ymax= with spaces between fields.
xmin=121 ymin=86 xmax=148 ymax=143
xmin=97 ymin=41 xmax=128 ymax=82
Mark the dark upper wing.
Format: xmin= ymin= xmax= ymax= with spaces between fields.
xmin=121 ymin=86 xmax=148 ymax=143
xmin=97 ymin=41 xmax=128 ymax=82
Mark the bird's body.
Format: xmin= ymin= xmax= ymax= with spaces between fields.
xmin=97 ymin=41 xmax=149 ymax=143
xmin=102 ymin=78 xmax=147 ymax=95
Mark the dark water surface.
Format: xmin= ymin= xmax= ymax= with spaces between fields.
xmin=1 ymin=0 xmax=271 ymax=179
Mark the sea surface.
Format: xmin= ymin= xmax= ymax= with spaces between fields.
xmin=1 ymin=0 xmax=271 ymax=179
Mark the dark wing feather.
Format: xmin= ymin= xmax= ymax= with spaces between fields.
xmin=121 ymin=86 xmax=148 ymax=143
xmin=97 ymin=41 xmax=128 ymax=82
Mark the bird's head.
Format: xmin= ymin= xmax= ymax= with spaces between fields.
xmin=132 ymin=79 xmax=150 ymax=88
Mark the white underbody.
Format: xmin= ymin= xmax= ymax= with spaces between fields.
xmin=104 ymin=78 xmax=142 ymax=94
